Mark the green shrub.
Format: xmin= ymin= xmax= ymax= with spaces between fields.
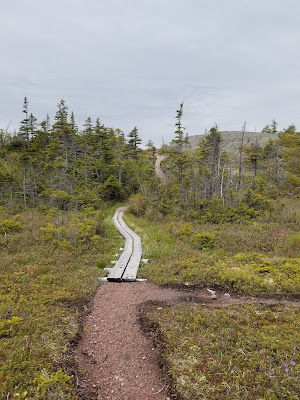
xmin=33 ymin=369 xmax=73 ymax=399
xmin=128 ymin=193 xmax=148 ymax=216
xmin=280 ymin=233 xmax=300 ymax=257
xmin=0 ymin=215 xmax=23 ymax=234
xmin=175 ymin=223 xmax=192 ymax=237
xmin=190 ymin=232 xmax=217 ymax=250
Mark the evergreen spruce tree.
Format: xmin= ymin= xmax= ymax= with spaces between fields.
xmin=127 ymin=127 xmax=142 ymax=158
xmin=169 ymin=103 xmax=189 ymax=185
xmin=70 ymin=112 xmax=78 ymax=134
xmin=52 ymin=99 xmax=68 ymax=136
xmin=19 ymin=97 xmax=30 ymax=146
xmin=197 ymin=125 xmax=222 ymax=198
xmin=28 ymin=113 xmax=38 ymax=138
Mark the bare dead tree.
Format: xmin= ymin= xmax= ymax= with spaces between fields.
xmin=237 ymin=122 xmax=246 ymax=193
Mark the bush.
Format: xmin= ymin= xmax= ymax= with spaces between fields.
xmin=279 ymin=233 xmax=300 ymax=257
xmin=128 ymin=193 xmax=148 ymax=216
xmin=101 ymin=176 xmax=125 ymax=201
xmin=190 ymin=232 xmax=217 ymax=250
xmin=0 ymin=215 xmax=22 ymax=235
xmin=175 ymin=223 xmax=192 ymax=237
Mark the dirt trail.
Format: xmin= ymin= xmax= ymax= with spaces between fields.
xmin=74 ymin=282 xmax=299 ymax=399
xmin=155 ymin=154 xmax=167 ymax=184
xmin=75 ymin=282 xmax=185 ymax=400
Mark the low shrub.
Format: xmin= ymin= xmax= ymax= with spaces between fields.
xmin=0 ymin=208 xmax=121 ymax=398
xmin=148 ymin=304 xmax=300 ymax=400
xmin=127 ymin=193 xmax=148 ymax=216
xmin=0 ymin=215 xmax=23 ymax=234
xmin=175 ymin=223 xmax=192 ymax=237
xmin=190 ymin=232 xmax=217 ymax=250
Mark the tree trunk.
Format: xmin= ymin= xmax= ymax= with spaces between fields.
xmin=237 ymin=122 xmax=246 ymax=192
xmin=23 ymin=167 xmax=27 ymax=207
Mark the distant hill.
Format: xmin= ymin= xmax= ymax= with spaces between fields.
xmin=182 ymin=131 xmax=279 ymax=155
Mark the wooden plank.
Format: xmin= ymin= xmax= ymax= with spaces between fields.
xmin=107 ymin=210 xmax=133 ymax=281
xmin=107 ymin=208 xmax=142 ymax=282
xmin=117 ymin=213 xmax=142 ymax=281
xmin=122 ymin=234 xmax=142 ymax=281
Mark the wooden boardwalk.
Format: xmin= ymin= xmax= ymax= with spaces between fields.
xmin=107 ymin=208 xmax=142 ymax=282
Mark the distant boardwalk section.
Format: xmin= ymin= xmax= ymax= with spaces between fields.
xmin=107 ymin=207 xmax=142 ymax=282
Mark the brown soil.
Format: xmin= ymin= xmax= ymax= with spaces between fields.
xmin=74 ymin=282 xmax=299 ymax=399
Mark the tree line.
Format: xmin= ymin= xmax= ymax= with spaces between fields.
xmin=156 ymin=105 xmax=300 ymax=221
xmin=0 ymin=99 xmax=299 ymax=221
xmin=0 ymin=98 xmax=156 ymax=209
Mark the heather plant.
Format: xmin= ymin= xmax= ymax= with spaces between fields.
xmin=147 ymin=304 xmax=300 ymax=400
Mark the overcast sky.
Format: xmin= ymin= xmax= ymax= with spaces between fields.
xmin=1 ymin=0 xmax=300 ymax=146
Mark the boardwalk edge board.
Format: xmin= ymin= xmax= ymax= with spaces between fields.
xmin=107 ymin=208 xmax=142 ymax=282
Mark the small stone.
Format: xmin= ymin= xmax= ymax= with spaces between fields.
xmin=224 ymin=293 xmax=231 ymax=297
xmin=142 ymin=356 xmax=146 ymax=360
xmin=211 ymin=294 xmax=217 ymax=299
xmin=207 ymin=288 xmax=216 ymax=295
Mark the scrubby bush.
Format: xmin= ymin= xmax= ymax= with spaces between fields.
xmin=0 ymin=215 xmax=23 ymax=234
xmin=128 ymin=193 xmax=148 ymax=216
xmin=278 ymin=233 xmax=300 ymax=257
xmin=190 ymin=232 xmax=217 ymax=250
xmin=175 ymin=223 xmax=192 ymax=237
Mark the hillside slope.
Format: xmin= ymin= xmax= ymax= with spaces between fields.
xmin=184 ymin=131 xmax=279 ymax=154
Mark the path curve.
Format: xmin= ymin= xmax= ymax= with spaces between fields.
xmin=75 ymin=282 xmax=185 ymax=400
xmin=74 ymin=283 xmax=299 ymax=400
xmin=155 ymin=154 xmax=167 ymax=184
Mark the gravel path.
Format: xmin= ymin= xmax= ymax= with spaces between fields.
xmin=74 ymin=282 xmax=186 ymax=400
xmin=74 ymin=282 xmax=299 ymax=399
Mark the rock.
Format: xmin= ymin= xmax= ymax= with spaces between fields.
xmin=224 ymin=293 xmax=231 ymax=297
xmin=211 ymin=294 xmax=217 ymax=300
xmin=206 ymin=288 xmax=216 ymax=295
